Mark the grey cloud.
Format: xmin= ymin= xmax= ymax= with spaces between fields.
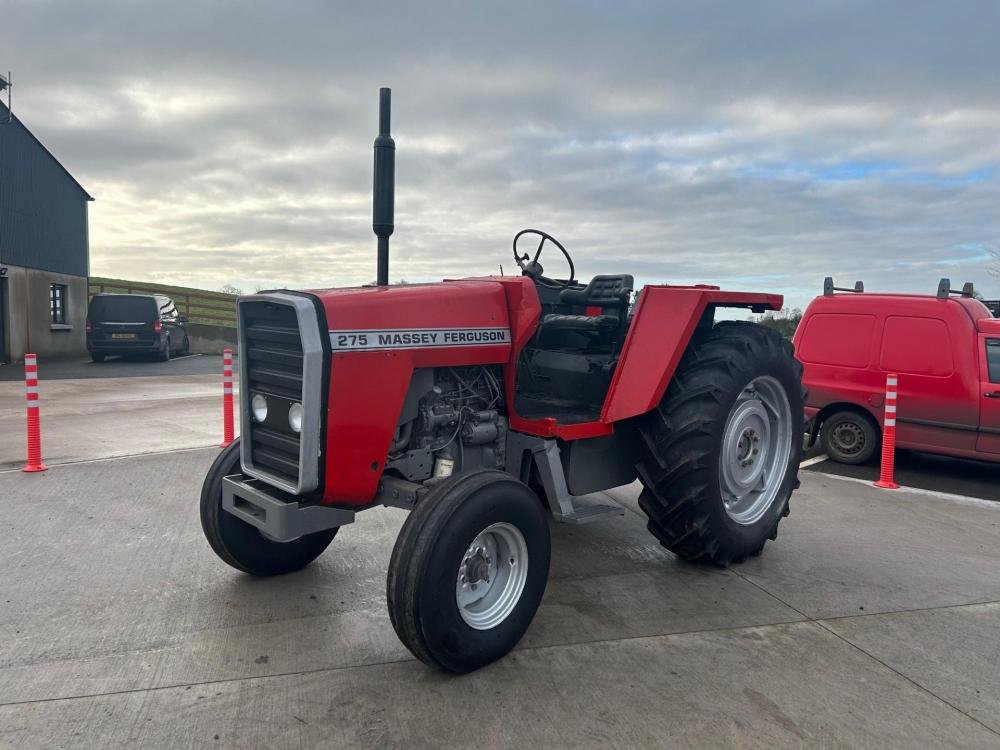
xmin=5 ymin=1 xmax=1000 ymax=306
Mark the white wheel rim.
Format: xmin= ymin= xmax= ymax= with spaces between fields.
xmin=720 ymin=375 xmax=793 ymax=525
xmin=455 ymin=522 xmax=529 ymax=630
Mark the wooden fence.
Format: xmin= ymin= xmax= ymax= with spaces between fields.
xmin=88 ymin=277 xmax=237 ymax=327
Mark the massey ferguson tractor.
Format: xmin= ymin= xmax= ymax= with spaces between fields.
xmin=200 ymin=89 xmax=804 ymax=673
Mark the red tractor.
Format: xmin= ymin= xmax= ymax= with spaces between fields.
xmin=200 ymin=90 xmax=804 ymax=673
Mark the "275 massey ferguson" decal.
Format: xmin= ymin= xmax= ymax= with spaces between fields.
xmin=329 ymin=327 xmax=511 ymax=351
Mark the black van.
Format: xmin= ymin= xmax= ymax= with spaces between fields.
xmin=86 ymin=294 xmax=190 ymax=362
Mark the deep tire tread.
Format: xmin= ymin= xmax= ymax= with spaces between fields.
xmin=635 ymin=322 xmax=805 ymax=566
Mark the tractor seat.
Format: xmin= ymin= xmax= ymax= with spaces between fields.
xmin=539 ymin=313 xmax=619 ymax=333
xmin=538 ymin=274 xmax=634 ymax=336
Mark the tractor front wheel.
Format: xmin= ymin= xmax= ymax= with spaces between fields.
xmin=387 ymin=470 xmax=551 ymax=673
xmin=200 ymin=440 xmax=337 ymax=576
xmin=635 ymin=322 xmax=804 ymax=566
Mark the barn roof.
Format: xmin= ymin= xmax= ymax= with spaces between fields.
xmin=1 ymin=101 xmax=94 ymax=201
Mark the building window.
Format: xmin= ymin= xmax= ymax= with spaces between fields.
xmin=50 ymin=284 xmax=68 ymax=325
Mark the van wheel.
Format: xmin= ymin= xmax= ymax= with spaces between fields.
xmin=821 ymin=410 xmax=879 ymax=464
xmin=158 ymin=338 xmax=171 ymax=362
xmin=200 ymin=441 xmax=337 ymax=576
xmin=91 ymin=353 xmax=106 ymax=363
xmin=635 ymin=322 xmax=804 ymax=566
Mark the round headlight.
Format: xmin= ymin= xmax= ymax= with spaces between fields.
xmin=288 ymin=402 xmax=304 ymax=433
xmin=251 ymin=394 xmax=268 ymax=423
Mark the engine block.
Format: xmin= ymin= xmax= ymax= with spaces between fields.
xmin=386 ymin=367 xmax=507 ymax=482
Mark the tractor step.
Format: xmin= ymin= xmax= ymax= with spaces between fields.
xmin=551 ymin=504 xmax=625 ymax=524
xmin=507 ymin=433 xmax=629 ymax=525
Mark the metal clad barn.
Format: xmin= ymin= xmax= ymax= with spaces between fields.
xmin=0 ymin=94 xmax=93 ymax=363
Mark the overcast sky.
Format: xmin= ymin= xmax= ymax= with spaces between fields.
xmin=6 ymin=1 xmax=1000 ymax=308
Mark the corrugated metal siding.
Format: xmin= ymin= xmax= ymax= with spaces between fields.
xmin=0 ymin=105 xmax=90 ymax=277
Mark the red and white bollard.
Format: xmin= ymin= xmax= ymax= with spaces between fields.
xmin=22 ymin=353 xmax=48 ymax=473
xmin=874 ymin=373 xmax=899 ymax=489
xmin=221 ymin=348 xmax=235 ymax=447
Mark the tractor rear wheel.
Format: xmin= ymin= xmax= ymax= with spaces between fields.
xmin=387 ymin=470 xmax=550 ymax=673
xmin=635 ymin=322 xmax=803 ymax=566
xmin=200 ymin=440 xmax=337 ymax=576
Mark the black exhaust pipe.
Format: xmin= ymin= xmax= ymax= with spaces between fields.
xmin=373 ymin=87 xmax=395 ymax=286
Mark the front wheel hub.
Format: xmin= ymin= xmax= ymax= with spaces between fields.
xmin=456 ymin=523 xmax=528 ymax=630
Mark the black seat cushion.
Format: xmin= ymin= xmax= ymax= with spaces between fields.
xmin=539 ymin=313 xmax=619 ymax=333
xmin=560 ymin=274 xmax=634 ymax=309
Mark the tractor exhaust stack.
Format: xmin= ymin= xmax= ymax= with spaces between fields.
xmin=373 ymin=87 xmax=395 ymax=286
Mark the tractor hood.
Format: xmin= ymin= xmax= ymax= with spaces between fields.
xmin=297 ymin=277 xmax=539 ymax=505
xmin=305 ymin=278 xmax=518 ymax=352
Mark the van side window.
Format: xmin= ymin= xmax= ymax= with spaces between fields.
xmin=879 ymin=316 xmax=954 ymax=377
xmin=987 ymin=339 xmax=1000 ymax=384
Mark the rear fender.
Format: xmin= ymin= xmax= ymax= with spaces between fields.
xmin=600 ymin=286 xmax=782 ymax=422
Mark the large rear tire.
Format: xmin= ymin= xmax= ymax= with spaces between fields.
xmin=387 ymin=470 xmax=551 ymax=673
xmin=200 ymin=440 xmax=337 ymax=576
xmin=635 ymin=322 xmax=804 ymax=565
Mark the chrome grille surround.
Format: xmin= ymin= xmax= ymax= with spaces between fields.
xmin=237 ymin=293 xmax=324 ymax=495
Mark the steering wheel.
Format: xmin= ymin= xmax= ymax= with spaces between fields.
xmin=512 ymin=229 xmax=576 ymax=289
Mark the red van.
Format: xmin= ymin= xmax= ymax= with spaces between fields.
xmin=793 ymin=278 xmax=1000 ymax=464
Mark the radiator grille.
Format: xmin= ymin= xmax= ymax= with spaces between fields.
xmin=241 ymin=300 xmax=303 ymax=487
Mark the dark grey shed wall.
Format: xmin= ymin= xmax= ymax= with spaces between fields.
xmin=0 ymin=103 xmax=92 ymax=277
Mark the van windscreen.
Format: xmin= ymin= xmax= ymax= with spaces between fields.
xmin=88 ymin=296 xmax=157 ymax=323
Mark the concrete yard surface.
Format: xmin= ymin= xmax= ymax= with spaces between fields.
xmin=2 ymin=450 xmax=999 ymax=748
xmin=806 ymin=449 xmax=1000 ymax=504
xmin=0 ymin=371 xmax=238 ymax=470
xmin=0 ymin=353 xmax=232 ymax=382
